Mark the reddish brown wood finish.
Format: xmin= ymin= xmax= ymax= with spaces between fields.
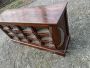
xmin=0 ymin=2 xmax=70 ymax=56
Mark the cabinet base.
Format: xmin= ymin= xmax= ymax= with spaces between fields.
xmin=11 ymin=35 xmax=70 ymax=57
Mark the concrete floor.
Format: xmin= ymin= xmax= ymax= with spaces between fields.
xmin=0 ymin=0 xmax=90 ymax=68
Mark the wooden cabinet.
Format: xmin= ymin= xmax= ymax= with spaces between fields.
xmin=0 ymin=2 xmax=70 ymax=56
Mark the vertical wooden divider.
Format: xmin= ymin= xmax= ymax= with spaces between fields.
xmin=31 ymin=27 xmax=42 ymax=46
xmin=50 ymin=25 xmax=61 ymax=49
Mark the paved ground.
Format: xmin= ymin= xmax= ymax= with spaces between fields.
xmin=0 ymin=0 xmax=90 ymax=68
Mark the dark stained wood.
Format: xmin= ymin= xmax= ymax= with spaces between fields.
xmin=0 ymin=2 xmax=67 ymax=24
xmin=0 ymin=2 xmax=70 ymax=56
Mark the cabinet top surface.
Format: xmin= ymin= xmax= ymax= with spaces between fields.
xmin=0 ymin=2 xmax=67 ymax=25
